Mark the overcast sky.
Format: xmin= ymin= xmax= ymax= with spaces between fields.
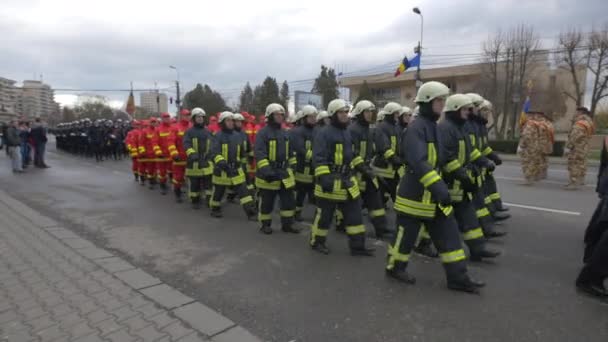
xmin=1 ymin=0 xmax=606 ymax=110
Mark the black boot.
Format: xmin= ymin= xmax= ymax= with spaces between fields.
xmin=134 ymin=174 xmax=139 ymax=182
xmin=576 ymin=269 xmax=608 ymax=298
xmin=386 ymin=264 xmax=416 ymax=284
xmin=414 ymin=238 xmax=439 ymax=258
xmin=210 ymin=207 xmax=223 ymax=218
xmin=469 ymin=248 xmax=501 ymax=262
xmin=244 ymin=204 xmax=257 ymax=221
xmin=226 ymin=192 xmax=236 ymax=203
xmin=148 ymin=178 xmax=156 ymax=190
xmin=174 ymin=188 xmax=183 ymax=203
xmin=349 ymin=235 xmax=375 ymax=257
xmin=492 ymin=212 xmax=511 ymax=221
xmin=336 ymin=221 xmax=346 ymax=233
xmin=485 ymin=230 xmax=507 ymax=239
xmin=160 ymin=182 xmax=168 ymax=195
xmin=282 ymin=223 xmax=301 ymax=234
xmin=260 ymin=222 xmax=273 ymax=235
xmin=496 ymin=205 xmax=509 ymax=212
xmin=447 ymin=275 xmax=485 ymax=294
xmin=311 ymin=236 xmax=330 ymax=254
xmin=375 ymin=228 xmax=395 ymax=242
xmin=191 ymin=197 xmax=202 ymax=210
xmin=294 ymin=211 xmax=303 ymax=222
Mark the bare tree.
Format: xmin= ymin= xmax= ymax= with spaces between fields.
xmin=507 ymin=24 xmax=541 ymax=139
xmin=588 ymin=24 xmax=608 ymax=116
xmin=555 ymin=28 xmax=587 ymax=106
xmin=480 ymin=30 xmax=505 ymax=137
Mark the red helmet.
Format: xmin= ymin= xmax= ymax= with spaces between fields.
xmin=180 ymin=109 xmax=191 ymax=116
xmin=160 ymin=112 xmax=171 ymax=119
xmin=149 ymin=117 xmax=158 ymax=123
xmin=171 ymin=118 xmax=177 ymax=123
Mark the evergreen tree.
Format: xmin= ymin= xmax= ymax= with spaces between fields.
xmin=354 ymin=80 xmax=375 ymax=105
xmin=279 ymin=81 xmax=289 ymax=110
xmin=238 ymin=82 xmax=254 ymax=113
xmin=312 ymin=65 xmax=340 ymax=109
xmin=183 ymin=83 xmax=228 ymax=115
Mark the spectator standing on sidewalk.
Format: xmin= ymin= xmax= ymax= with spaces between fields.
xmin=18 ymin=120 xmax=31 ymax=169
xmin=5 ymin=119 xmax=24 ymax=173
xmin=30 ymin=116 xmax=50 ymax=168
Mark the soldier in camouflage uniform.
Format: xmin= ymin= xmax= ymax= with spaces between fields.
xmin=518 ymin=113 xmax=542 ymax=185
xmin=537 ymin=113 xmax=554 ymax=180
xmin=565 ymin=107 xmax=595 ymax=190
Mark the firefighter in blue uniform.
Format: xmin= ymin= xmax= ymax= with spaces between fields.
xmin=289 ymin=105 xmax=317 ymax=222
xmin=372 ymin=102 xmax=403 ymax=206
xmin=385 ymin=81 xmax=485 ymax=293
xmin=464 ymin=93 xmax=506 ymax=238
xmin=255 ymin=103 xmax=300 ymax=235
xmin=183 ymin=108 xmax=214 ymax=209
xmin=348 ymin=100 xmax=392 ymax=240
xmin=439 ymin=94 xmax=500 ymax=261
xmin=310 ymin=99 xmax=375 ymax=256
xmin=209 ymin=111 xmax=257 ymax=220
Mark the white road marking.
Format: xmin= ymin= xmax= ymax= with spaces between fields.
xmin=502 ymin=202 xmax=581 ymax=216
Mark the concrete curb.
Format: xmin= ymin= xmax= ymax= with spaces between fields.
xmin=0 ymin=189 xmax=263 ymax=342
xmin=499 ymin=153 xmax=600 ymax=166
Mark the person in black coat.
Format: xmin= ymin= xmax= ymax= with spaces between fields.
xmin=30 ymin=117 xmax=50 ymax=168
xmin=576 ymin=136 xmax=608 ymax=301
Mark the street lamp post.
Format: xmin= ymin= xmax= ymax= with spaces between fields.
xmin=169 ymin=65 xmax=181 ymax=111
xmin=413 ymin=7 xmax=423 ymax=90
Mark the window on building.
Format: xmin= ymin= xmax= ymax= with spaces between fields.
xmin=371 ymin=87 xmax=401 ymax=106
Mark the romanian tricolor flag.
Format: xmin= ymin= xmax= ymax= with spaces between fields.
xmin=518 ymin=80 xmax=534 ymax=129
xmin=394 ymin=54 xmax=420 ymax=77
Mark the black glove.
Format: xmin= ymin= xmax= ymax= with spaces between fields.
xmin=460 ymin=177 xmax=477 ymax=193
xmin=428 ymin=181 xmax=451 ymax=206
xmin=216 ymin=160 xmax=229 ymax=172
xmin=358 ymin=165 xmax=375 ymax=181
xmin=173 ymin=155 xmax=180 ymax=162
xmin=486 ymin=161 xmax=496 ymax=172
xmin=319 ymin=175 xmax=334 ymax=192
xmin=390 ymin=155 xmax=403 ymax=167
xmin=493 ymin=155 xmax=503 ymax=166
xmin=187 ymin=154 xmax=198 ymax=163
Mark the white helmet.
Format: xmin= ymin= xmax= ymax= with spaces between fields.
xmin=480 ymin=99 xmax=493 ymax=111
xmin=265 ymin=103 xmax=285 ymax=118
xmin=191 ymin=107 xmax=206 ymax=117
xmin=218 ymin=111 xmax=234 ymax=123
xmin=465 ymin=93 xmax=485 ymax=107
xmin=293 ymin=110 xmax=303 ymax=122
xmin=415 ymin=81 xmax=450 ymax=103
xmin=300 ymin=105 xmax=318 ymax=119
xmin=400 ymin=106 xmax=412 ymax=116
xmin=233 ymin=113 xmax=245 ymax=121
xmin=352 ymin=100 xmax=376 ymax=117
xmin=327 ymin=99 xmax=349 ymax=116
xmin=444 ymin=94 xmax=474 ymax=112
xmin=376 ymin=110 xmax=387 ymax=122
xmin=383 ymin=102 xmax=402 ymax=116
xmin=317 ymin=110 xmax=330 ymax=120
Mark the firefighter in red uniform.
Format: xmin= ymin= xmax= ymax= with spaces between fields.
xmin=208 ymin=115 xmax=220 ymax=134
xmin=244 ymin=114 xmax=257 ymax=178
xmin=156 ymin=113 xmax=174 ymax=195
xmin=125 ymin=120 xmax=141 ymax=182
xmin=168 ymin=109 xmax=192 ymax=202
xmin=136 ymin=120 xmax=149 ymax=185
xmin=139 ymin=118 xmax=162 ymax=189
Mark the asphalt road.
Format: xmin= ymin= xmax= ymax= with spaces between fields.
xmin=1 ymin=141 xmax=606 ymax=342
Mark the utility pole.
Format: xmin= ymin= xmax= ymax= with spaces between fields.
xmin=175 ymin=81 xmax=181 ymax=111
xmin=413 ymin=7 xmax=424 ymax=91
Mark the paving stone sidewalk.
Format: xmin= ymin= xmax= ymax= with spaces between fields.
xmin=0 ymin=190 xmax=261 ymax=342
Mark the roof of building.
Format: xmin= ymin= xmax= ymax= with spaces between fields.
xmin=340 ymin=62 xmax=486 ymax=87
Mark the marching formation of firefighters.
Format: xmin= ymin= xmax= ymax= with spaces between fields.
xmin=55 ymin=81 xmax=516 ymax=294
